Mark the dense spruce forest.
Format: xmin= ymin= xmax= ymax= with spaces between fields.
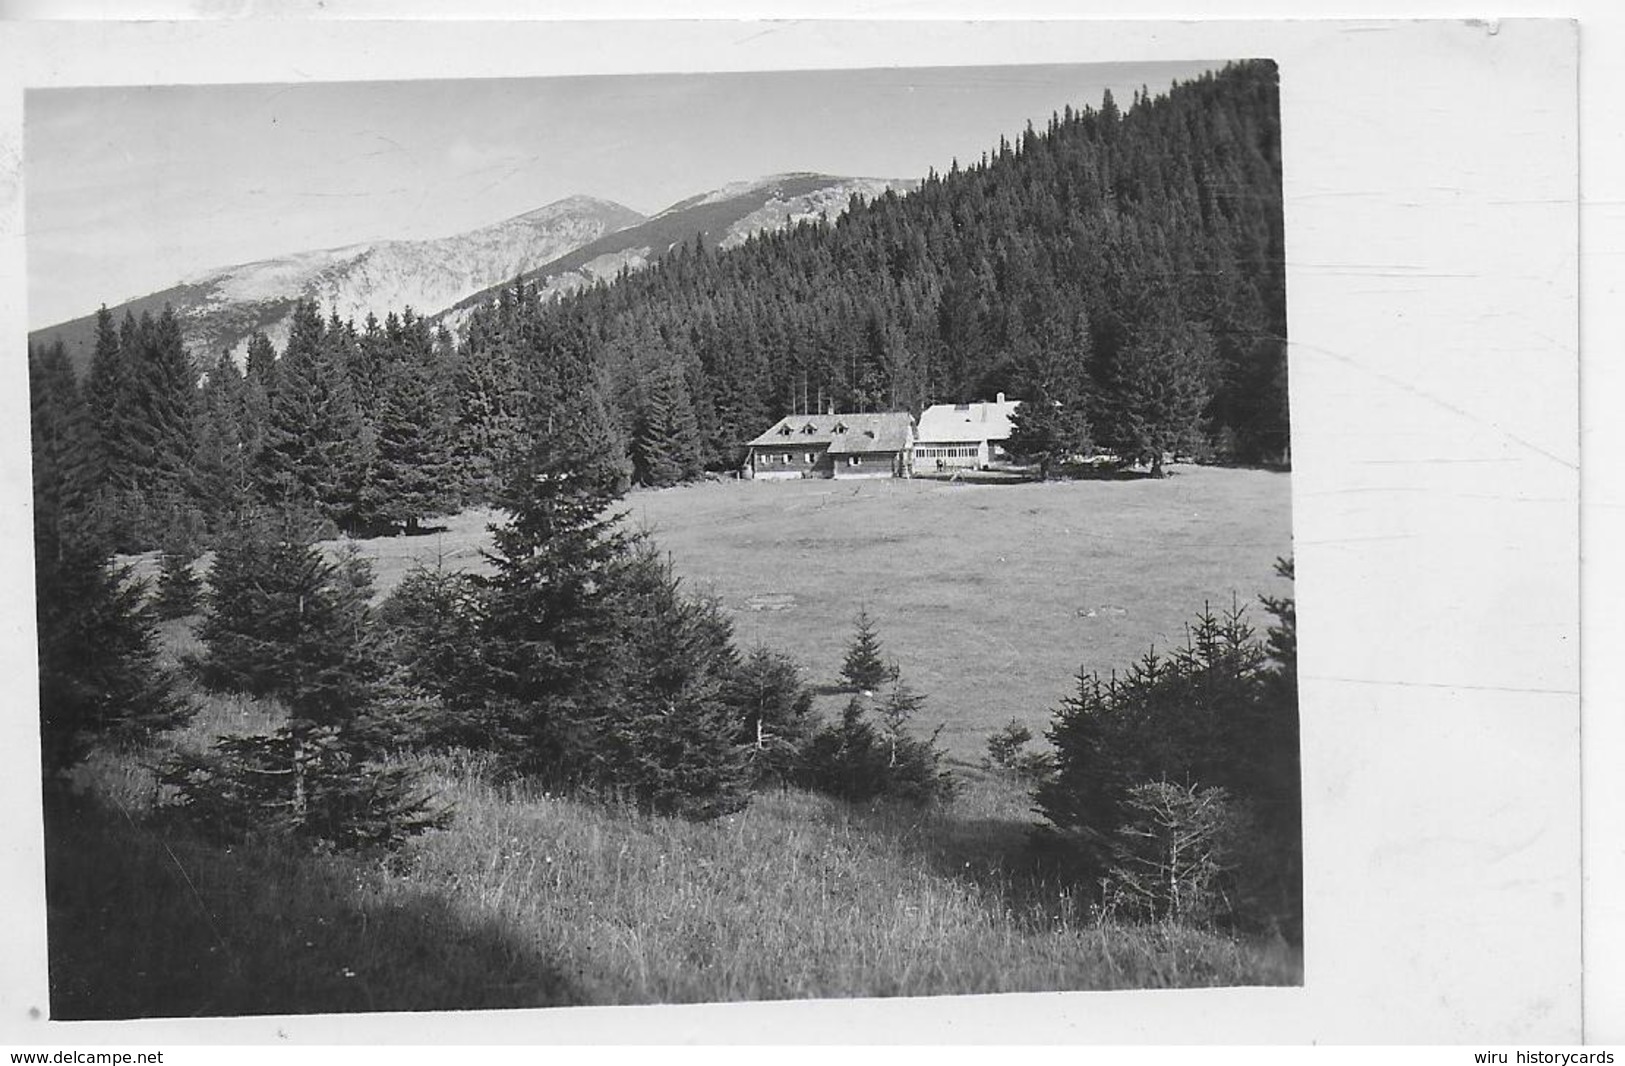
xmin=514 ymin=59 xmax=1287 ymax=477
xmin=29 ymin=60 xmax=1283 ymax=557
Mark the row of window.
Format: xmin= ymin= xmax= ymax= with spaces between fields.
xmin=762 ymin=447 xmax=980 ymax=465
xmin=766 ymin=452 xmax=871 ymax=467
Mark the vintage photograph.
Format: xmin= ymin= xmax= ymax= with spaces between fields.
xmin=26 ymin=58 xmax=1296 ymax=1019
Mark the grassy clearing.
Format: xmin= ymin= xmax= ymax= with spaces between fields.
xmin=122 ymin=467 xmax=1291 ymax=757
xmin=266 ymin=465 xmax=1290 ymax=758
xmin=623 ymin=467 xmax=1292 ymax=756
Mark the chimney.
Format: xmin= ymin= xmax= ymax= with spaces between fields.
xmin=997 ymin=392 xmax=1006 ymax=404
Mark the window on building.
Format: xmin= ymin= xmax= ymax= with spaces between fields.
xmin=847 ymin=456 xmax=860 ymax=467
xmin=778 ymin=424 xmax=792 ymax=436
xmin=805 ymin=452 xmax=815 ymax=464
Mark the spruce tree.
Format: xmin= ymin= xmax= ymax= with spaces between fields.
xmin=29 ymin=342 xmax=96 ymax=560
xmin=161 ymin=723 xmax=447 ymax=850
xmin=725 ymin=646 xmax=815 ymax=784
xmin=798 ymin=686 xmax=954 ymax=805
xmin=1005 ymin=389 xmax=1090 ymax=480
xmin=192 ymin=351 xmax=251 ymax=532
xmin=240 ymin=331 xmax=277 ymax=471
xmin=1099 ymin=314 xmax=1216 ymax=478
xmin=143 ymin=307 xmax=198 ymax=491
xmin=1034 ymin=669 xmax=1132 ymax=873
xmin=632 ymin=359 xmax=704 ymax=487
xmin=840 ymin=607 xmax=891 ymax=693
xmin=254 ymin=301 xmax=370 ymax=533
xmin=117 ymin=308 xmax=201 ymax=547
xmin=33 ymin=340 xmax=186 ymax=773
xmin=152 ymin=548 xmax=203 ymax=621
xmin=371 ymin=310 xmax=459 ymax=532
xmin=172 ymin=522 xmax=442 ymax=849
xmin=452 ymin=313 xmax=529 ymax=503
xmin=477 ymin=395 xmax=638 ymax=778
xmin=80 ymin=306 xmax=123 ymax=492
xmin=36 ymin=546 xmax=185 ymax=775
xmin=375 ymin=560 xmax=493 ymax=749
xmin=471 ymin=388 xmax=751 ymax=817
xmin=74 ymin=308 xmax=200 ymax=549
xmin=193 ymin=522 xmax=380 ymax=714
xmin=595 ymin=548 xmax=751 ymax=819
xmin=1036 ymin=579 xmax=1300 ymax=932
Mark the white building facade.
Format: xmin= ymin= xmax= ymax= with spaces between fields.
xmin=913 ymin=393 xmax=1022 ymax=473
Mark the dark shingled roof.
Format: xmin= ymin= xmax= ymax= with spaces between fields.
xmin=746 ymin=412 xmax=914 ymax=454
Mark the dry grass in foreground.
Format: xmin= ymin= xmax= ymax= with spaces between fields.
xmin=401 ymin=751 xmax=1301 ymax=1005
xmin=48 ymin=711 xmax=1300 ymax=1019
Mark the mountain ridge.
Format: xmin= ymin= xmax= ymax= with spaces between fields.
xmin=32 ymin=194 xmax=648 ymax=372
xmin=433 ymin=173 xmax=919 ymax=336
xmin=31 ymin=176 xmax=918 ymax=373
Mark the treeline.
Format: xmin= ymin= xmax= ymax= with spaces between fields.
xmin=30 ymin=300 xmax=468 ymax=555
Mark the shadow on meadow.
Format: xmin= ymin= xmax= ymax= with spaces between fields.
xmin=43 ymin=787 xmax=582 ymax=1020
xmin=823 ymin=775 xmax=1303 ymax=987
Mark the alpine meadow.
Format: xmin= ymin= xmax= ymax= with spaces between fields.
xmin=27 ymin=59 xmax=1299 ymax=1017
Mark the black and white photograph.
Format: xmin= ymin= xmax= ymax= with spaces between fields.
xmin=0 ymin=13 xmax=1595 ymax=1048
xmin=24 ymin=55 xmax=1298 ymax=1018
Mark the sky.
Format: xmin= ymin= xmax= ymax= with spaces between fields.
xmin=25 ymin=59 xmax=1223 ymax=330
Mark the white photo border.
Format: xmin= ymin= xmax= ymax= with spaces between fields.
xmin=0 ymin=16 xmax=1587 ymax=1045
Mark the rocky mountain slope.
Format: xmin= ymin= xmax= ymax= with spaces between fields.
xmin=32 ymin=195 xmax=645 ymax=371
xmin=434 ymin=173 xmax=918 ymax=335
xmin=32 ymin=173 xmax=919 ymax=370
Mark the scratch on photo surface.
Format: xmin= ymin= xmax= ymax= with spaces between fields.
xmin=1294 ymin=341 xmax=1575 ymax=471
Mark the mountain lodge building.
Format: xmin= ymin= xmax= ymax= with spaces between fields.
xmin=744 ymin=412 xmax=915 ymax=480
xmin=913 ymin=393 xmax=1023 ymax=472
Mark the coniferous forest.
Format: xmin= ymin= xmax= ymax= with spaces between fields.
xmin=31 ymin=60 xmax=1300 ymax=1015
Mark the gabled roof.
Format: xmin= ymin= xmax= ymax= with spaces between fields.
xmin=915 ymin=398 xmax=1023 ymax=443
xmin=746 ymin=412 xmax=914 ymax=454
